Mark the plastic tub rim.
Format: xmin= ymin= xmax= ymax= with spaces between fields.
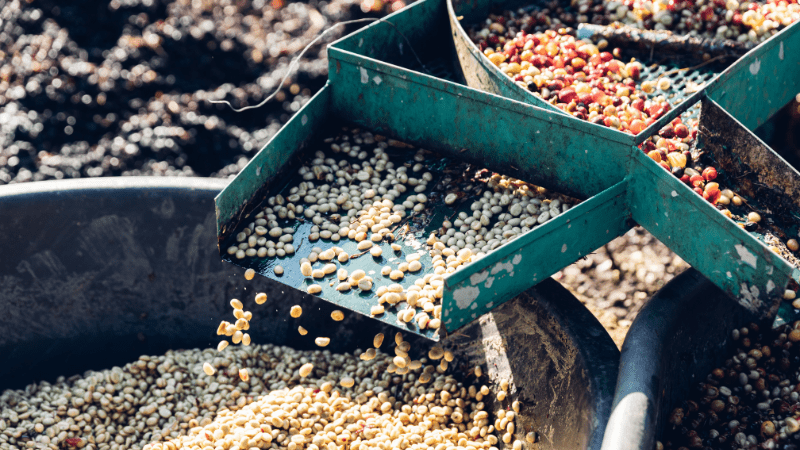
xmin=0 ymin=176 xmax=230 ymax=197
xmin=601 ymin=268 xmax=758 ymax=450
xmin=0 ymin=176 xmax=618 ymax=450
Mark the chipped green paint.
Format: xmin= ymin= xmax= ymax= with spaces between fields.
xmin=442 ymin=179 xmax=630 ymax=331
xmin=627 ymin=139 xmax=791 ymax=319
xmin=215 ymin=0 xmax=800 ymax=337
xmin=706 ymin=21 xmax=800 ymax=131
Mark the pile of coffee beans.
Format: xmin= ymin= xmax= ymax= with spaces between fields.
xmin=0 ymin=0 xmax=397 ymax=185
xmin=661 ymin=321 xmax=800 ymax=450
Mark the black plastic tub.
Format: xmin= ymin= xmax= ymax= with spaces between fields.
xmin=601 ymin=269 xmax=758 ymax=450
xmin=0 ymin=178 xmax=619 ymax=450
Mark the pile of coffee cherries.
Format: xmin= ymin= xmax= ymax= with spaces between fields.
xmin=472 ymin=26 xmax=673 ymax=135
xmin=603 ymin=0 xmax=800 ymax=45
xmin=469 ymin=14 xmax=797 ymax=256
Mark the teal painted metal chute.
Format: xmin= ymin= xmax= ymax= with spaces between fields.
xmin=215 ymin=0 xmax=800 ymax=339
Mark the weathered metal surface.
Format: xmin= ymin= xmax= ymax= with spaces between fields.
xmin=325 ymin=0 xmax=800 ymax=324
xmin=214 ymin=74 xmax=632 ymax=339
xmin=441 ymin=179 xmax=630 ymax=331
xmin=627 ymin=130 xmax=794 ymax=319
xmin=216 ymin=0 xmax=640 ymax=339
xmin=576 ymin=24 xmax=752 ymax=59
xmin=448 ymin=279 xmax=619 ymax=450
xmin=446 ymin=0 xmax=720 ymax=145
xmin=328 ymin=4 xmax=635 ymax=202
xmin=215 ymin=85 xmax=331 ymax=245
xmin=700 ymin=98 xmax=800 ymax=221
xmin=706 ymin=20 xmax=800 ymax=131
xmin=214 ymin=87 xmax=444 ymax=340
xmin=697 ymin=97 xmax=800 ymax=326
xmin=218 ymin=0 xmax=800 ymax=341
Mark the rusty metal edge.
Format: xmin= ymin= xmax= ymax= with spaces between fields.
xmin=700 ymin=96 xmax=800 ymax=217
xmin=627 ymin=130 xmax=795 ymax=319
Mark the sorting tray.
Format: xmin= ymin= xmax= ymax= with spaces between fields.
xmin=215 ymin=81 xmax=633 ymax=337
xmin=324 ymin=0 xmax=800 ymax=320
xmin=446 ymin=0 xmax=736 ymax=138
xmin=217 ymin=0 xmax=799 ymax=341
